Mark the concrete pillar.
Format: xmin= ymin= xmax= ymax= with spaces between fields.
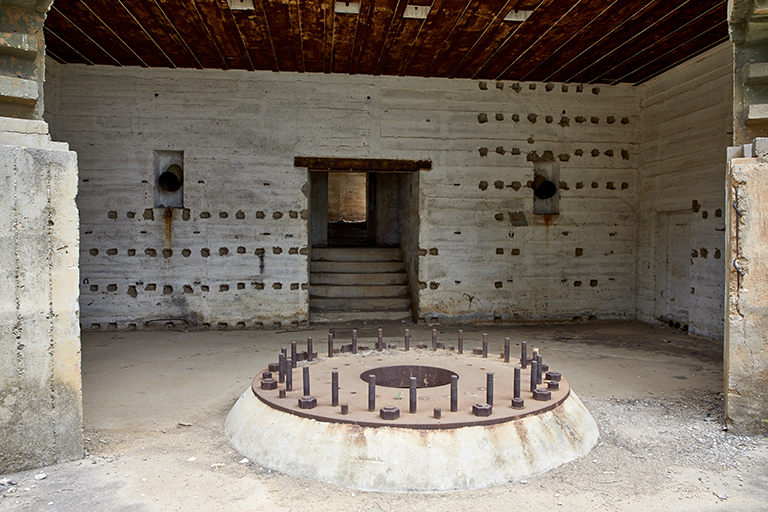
xmin=0 ymin=0 xmax=82 ymax=472
xmin=726 ymin=147 xmax=768 ymax=434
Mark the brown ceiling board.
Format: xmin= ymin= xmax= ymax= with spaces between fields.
xmin=624 ymin=28 xmax=729 ymax=85
xmin=61 ymin=0 xmax=145 ymax=67
xmin=188 ymin=0 xmax=231 ymax=69
xmin=125 ymin=0 xmax=202 ymax=68
xmin=322 ymin=0 xmax=334 ymax=72
xmin=82 ymin=0 xmax=172 ymax=68
xmin=44 ymin=0 xmax=730 ymax=85
xmin=232 ymin=13 xmax=275 ymax=70
xmin=287 ymin=0 xmax=305 ymax=73
xmin=349 ymin=0 xmax=374 ymax=75
xmin=551 ymin=0 xmax=702 ymax=83
xmin=572 ymin=0 xmax=725 ymax=83
xmin=474 ymin=0 xmax=580 ymax=80
xmin=427 ymin=0 xmax=508 ymax=78
xmin=595 ymin=3 xmax=726 ymax=83
xmin=355 ymin=0 xmax=399 ymax=75
xmin=260 ymin=0 xmax=299 ymax=71
xmin=521 ymin=0 xmax=658 ymax=82
xmin=496 ymin=0 xmax=616 ymax=81
xmin=401 ymin=0 xmax=471 ymax=77
xmin=422 ymin=0 xmax=474 ymax=76
xmin=241 ymin=3 xmax=279 ymax=71
xmin=155 ymin=0 xmax=228 ymax=68
xmin=298 ymin=0 xmax=325 ymax=73
xmin=380 ymin=18 xmax=426 ymax=76
xmin=607 ymin=17 xmax=729 ymax=84
xmin=450 ymin=0 xmax=518 ymax=79
xmin=44 ymin=28 xmax=92 ymax=65
xmin=373 ymin=0 xmax=409 ymax=75
xmin=46 ymin=7 xmax=120 ymax=66
xmin=331 ymin=9 xmax=360 ymax=74
xmin=193 ymin=0 xmax=251 ymax=70
xmin=220 ymin=0 xmax=256 ymax=70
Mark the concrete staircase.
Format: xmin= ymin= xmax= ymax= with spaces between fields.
xmin=309 ymin=247 xmax=413 ymax=323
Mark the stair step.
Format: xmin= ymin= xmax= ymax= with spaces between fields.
xmin=311 ymin=261 xmax=405 ymax=274
xmin=310 ymin=297 xmax=412 ymax=311
xmin=310 ymin=284 xmax=409 ymax=298
xmin=312 ymin=247 xmax=401 ymax=262
xmin=310 ymin=310 xmax=413 ymax=323
xmin=310 ymin=272 xmax=407 ymax=286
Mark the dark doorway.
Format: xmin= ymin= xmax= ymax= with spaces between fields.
xmin=310 ymin=171 xmax=404 ymax=248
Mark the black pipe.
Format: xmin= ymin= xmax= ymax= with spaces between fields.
xmin=521 ymin=341 xmax=527 ymax=369
xmin=286 ymin=358 xmax=293 ymax=391
xmin=450 ymin=374 xmax=458 ymax=412
xmin=487 ymin=372 xmax=494 ymax=406
xmin=331 ymin=370 xmax=339 ymax=407
xmin=368 ymin=374 xmax=376 ymax=411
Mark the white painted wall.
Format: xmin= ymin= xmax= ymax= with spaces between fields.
xmin=46 ymin=62 xmax=645 ymax=329
xmin=636 ymin=43 xmax=732 ymax=338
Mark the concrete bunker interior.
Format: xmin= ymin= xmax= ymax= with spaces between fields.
xmin=3 ymin=0 xmax=768 ymax=497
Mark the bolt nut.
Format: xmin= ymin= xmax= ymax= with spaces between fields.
xmin=548 ymin=380 xmax=560 ymax=391
xmin=262 ymin=371 xmax=273 ymax=380
xmin=260 ymin=378 xmax=278 ymax=390
xmin=533 ymin=389 xmax=552 ymax=401
xmin=434 ymin=407 xmax=442 ymax=419
xmin=541 ymin=364 xmax=549 ymax=372
xmin=472 ymin=347 xmax=484 ymax=355
xmin=416 ymin=343 xmax=428 ymax=349
xmin=511 ymin=397 xmax=525 ymax=409
xmin=268 ymin=362 xmax=280 ymax=372
xmin=278 ymin=388 xmax=286 ymax=398
xmin=298 ymin=395 xmax=317 ymax=409
xmin=380 ymin=406 xmax=400 ymax=420
xmin=545 ymin=371 xmax=561 ymax=382
xmin=340 ymin=403 xmax=349 ymax=415
xmin=472 ymin=403 xmax=493 ymax=417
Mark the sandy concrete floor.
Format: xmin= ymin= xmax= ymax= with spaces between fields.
xmin=1 ymin=321 xmax=767 ymax=511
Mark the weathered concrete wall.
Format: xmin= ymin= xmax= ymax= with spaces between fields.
xmin=46 ymin=63 xmax=642 ymax=328
xmin=0 ymin=120 xmax=82 ymax=472
xmin=0 ymin=0 xmax=82 ymax=475
xmin=403 ymin=83 xmax=640 ymax=322
xmin=636 ymin=44 xmax=732 ymax=338
xmin=726 ymin=152 xmax=768 ymax=434
xmin=327 ymin=172 xmax=366 ymax=222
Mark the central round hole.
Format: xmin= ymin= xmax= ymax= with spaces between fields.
xmin=361 ymin=365 xmax=456 ymax=388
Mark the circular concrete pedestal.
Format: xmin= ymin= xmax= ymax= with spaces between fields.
xmin=225 ymin=386 xmax=598 ymax=491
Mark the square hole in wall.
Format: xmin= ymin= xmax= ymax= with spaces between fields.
xmin=532 ymin=161 xmax=559 ymax=215
xmin=154 ymin=150 xmax=184 ymax=208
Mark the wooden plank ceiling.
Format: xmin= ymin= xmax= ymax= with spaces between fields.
xmin=44 ymin=0 xmax=728 ymax=84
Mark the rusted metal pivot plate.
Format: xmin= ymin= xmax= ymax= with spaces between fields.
xmin=252 ymin=350 xmax=569 ymax=429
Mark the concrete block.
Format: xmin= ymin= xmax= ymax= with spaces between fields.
xmin=0 ymin=143 xmax=82 ymax=473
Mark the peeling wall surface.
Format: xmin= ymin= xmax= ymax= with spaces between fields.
xmin=45 ymin=45 xmax=730 ymax=332
xmin=636 ymin=44 xmax=733 ymax=339
xmin=726 ymin=153 xmax=768 ymax=433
